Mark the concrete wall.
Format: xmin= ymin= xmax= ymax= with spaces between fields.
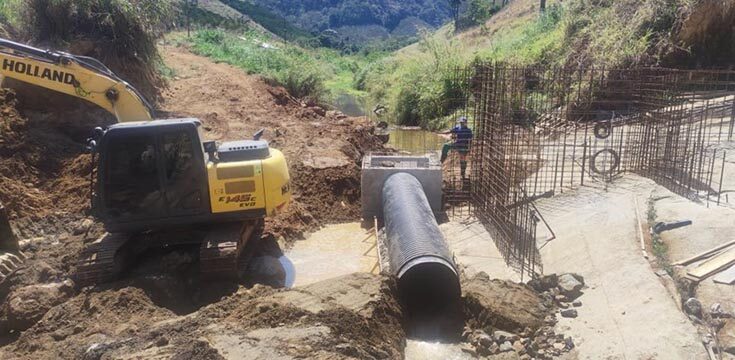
xmin=361 ymin=154 xmax=442 ymax=220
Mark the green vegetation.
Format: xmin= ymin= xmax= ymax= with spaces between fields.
xmin=183 ymin=29 xmax=380 ymax=104
xmin=364 ymin=0 xmax=698 ymax=128
xmin=218 ymin=0 xmax=319 ymax=46
xmin=647 ymin=197 xmax=673 ymax=276
xmin=456 ymin=0 xmax=503 ymax=30
xmin=359 ymin=33 xmax=468 ymax=129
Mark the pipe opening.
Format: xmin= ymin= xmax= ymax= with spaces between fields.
xmin=398 ymin=261 xmax=463 ymax=341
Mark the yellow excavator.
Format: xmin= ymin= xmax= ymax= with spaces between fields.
xmin=0 ymin=38 xmax=292 ymax=285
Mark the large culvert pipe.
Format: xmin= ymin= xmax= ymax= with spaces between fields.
xmin=382 ymin=173 xmax=461 ymax=327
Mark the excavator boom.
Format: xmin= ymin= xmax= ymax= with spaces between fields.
xmin=0 ymin=37 xmax=154 ymax=122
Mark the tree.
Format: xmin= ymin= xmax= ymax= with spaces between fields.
xmin=184 ymin=0 xmax=199 ymax=37
xmin=540 ymin=0 xmax=546 ymax=12
xmin=450 ymin=0 xmax=462 ymax=31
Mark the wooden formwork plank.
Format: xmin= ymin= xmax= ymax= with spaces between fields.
xmin=673 ymin=239 xmax=735 ymax=266
xmin=688 ymin=247 xmax=735 ymax=280
xmin=713 ymin=264 xmax=735 ymax=285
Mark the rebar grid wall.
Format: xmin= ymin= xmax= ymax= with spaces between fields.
xmin=450 ymin=64 xmax=735 ymax=279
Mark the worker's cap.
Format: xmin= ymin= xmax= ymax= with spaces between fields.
xmin=458 ymin=116 xmax=468 ymax=123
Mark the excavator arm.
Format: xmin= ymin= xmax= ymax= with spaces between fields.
xmin=0 ymin=37 xmax=154 ymax=122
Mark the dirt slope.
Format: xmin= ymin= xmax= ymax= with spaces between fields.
xmin=160 ymin=44 xmax=383 ymax=239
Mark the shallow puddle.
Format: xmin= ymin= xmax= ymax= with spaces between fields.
xmin=282 ymin=223 xmax=379 ymax=287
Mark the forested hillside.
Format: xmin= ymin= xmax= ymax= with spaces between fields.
xmin=248 ymin=0 xmax=453 ymax=49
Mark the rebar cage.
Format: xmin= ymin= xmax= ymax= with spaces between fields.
xmin=441 ymin=64 xmax=735 ymax=279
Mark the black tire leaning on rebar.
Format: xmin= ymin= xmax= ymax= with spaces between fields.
xmin=590 ymin=149 xmax=620 ymax=175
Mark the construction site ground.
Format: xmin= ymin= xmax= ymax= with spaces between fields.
xmin=1 ymin=42 xmax=735 ymax=359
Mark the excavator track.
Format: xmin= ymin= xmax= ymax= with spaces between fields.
xmin=74 ymin=233 xmax=130 ymax=287
xmin=199 ymin=220 xmax=263 ymax=279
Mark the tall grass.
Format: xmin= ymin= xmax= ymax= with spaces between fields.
xmin=366 ymin=0 xmax=696 ymax=129
xmin=187 ymin=29 xmax=375 ymax=102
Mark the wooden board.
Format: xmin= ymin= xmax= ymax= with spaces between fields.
xmin=687 ymin=247 xmax=735 ymax=280
xmin=713 ymin=264 xmax=735 ymax=285
xmin=673 ymin=239 xmax=735 ymax=266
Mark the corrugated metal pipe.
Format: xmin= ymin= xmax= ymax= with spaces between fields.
xmin=382 ymin=173 xmax=461 ymax=319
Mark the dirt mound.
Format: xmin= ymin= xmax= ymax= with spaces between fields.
xmin=0 ymin=88 xmax=91 ymax=222
xmin=463 ymin=272 xmax=547 ymax=333
xmin=4 ymin=286 xmax=176 ymax=359
xmin=459 ymin=272 xmax=582 ymax=359
xmin=0 ymin=274 xmax=405 ymax=359
xmin=18 ymin=0 xmax=176 ymax=102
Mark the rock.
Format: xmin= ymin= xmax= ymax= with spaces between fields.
xmin=565 ymin=337 xmax=575 ymax=350
xmin=512 ymin=340 xmax=525 ymax=353
xmin=471 ymin=330 xmax=494 ymax=347
xmin=684 ymin=298 xmax=703 ymax=318
xmin=710 ymin=303 xmax=726 ymax=318
xmin=247 ymin=256 xmax=286 ymax=287
xmin=4 ymin=281 xmax=73 ymax=331
xmin=499 ymin=341 xmax=513 ymax=352
xmin=558 ymin=302 xmax=569 ymax=309
xmin=463 ymin=273 xmax=546 ymax=332
xmin=494 ymin=330 xmax=520 ymax=343
xmin=335 ymin=343 xmax=360 ymax=357
xmin=477 ymin=340 xmax=498 ymax=356
xmin=83 ymin=343 xmax=112 ymax=360
xmin=73 ymin=219 xmax=94 ymax=235
xmin=572 ymin=300 xmax=582 ymax=307
xmin=460 ymin=343 xmax=477 ymax=356
xmin=461 ymin=327 xmax=472 ymax=340
xmin=309 ymin=106 xmax=326 ymax=117
xmin=557 ymin=273 xmax=584 ymax=299
xmin=560 ymin=309 xmax=578 ymax=318
xmin=719 ymin=319 xmax=735 ymax=355
xmin=528 ymin=274 xmax=558 ymax=292
xmin=553 ymin=342 xmax=565 ymax=351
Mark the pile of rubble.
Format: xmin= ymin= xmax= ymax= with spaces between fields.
xmin=459 ymin=272 xmax=586 ymax=359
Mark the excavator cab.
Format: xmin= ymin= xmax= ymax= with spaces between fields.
xmin=92 ymin=119 xmax=209 ymax=232
xmin=91 ymin=118 xmax=291 ymax=234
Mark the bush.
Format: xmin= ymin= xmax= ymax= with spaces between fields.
xmin=457 ymin=0 xmax=502 ymax=30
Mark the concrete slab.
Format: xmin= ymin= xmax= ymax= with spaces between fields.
xmin=361 ymin=153 xmax=442 ymax=220
xmin=537 ymin=175 xmax=707 ymax=359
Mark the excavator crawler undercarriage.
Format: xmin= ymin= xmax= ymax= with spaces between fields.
xmin=74 ymin=220 xmax=264 ymax=287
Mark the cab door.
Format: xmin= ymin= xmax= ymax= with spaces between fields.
xmin=159 ymin=129 xmax=209 ymax=217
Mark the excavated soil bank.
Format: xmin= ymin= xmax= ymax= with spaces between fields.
xmin=0 ymin=273 xmax=406 ymax=360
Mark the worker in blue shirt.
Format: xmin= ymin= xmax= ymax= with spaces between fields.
xmin=440 ymin=116 xmax=473 ymax=178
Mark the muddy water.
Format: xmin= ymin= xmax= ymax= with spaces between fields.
xmin=404 ymin=341 xmax=474 ymax=360
xmin=282 ymin=223 xmax=379 ymax=287
xmin=388 ymin=127 xmax=445 ymax=154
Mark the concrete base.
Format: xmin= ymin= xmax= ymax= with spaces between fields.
xmin=361 ymin=153 xmax=442 ymax=221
